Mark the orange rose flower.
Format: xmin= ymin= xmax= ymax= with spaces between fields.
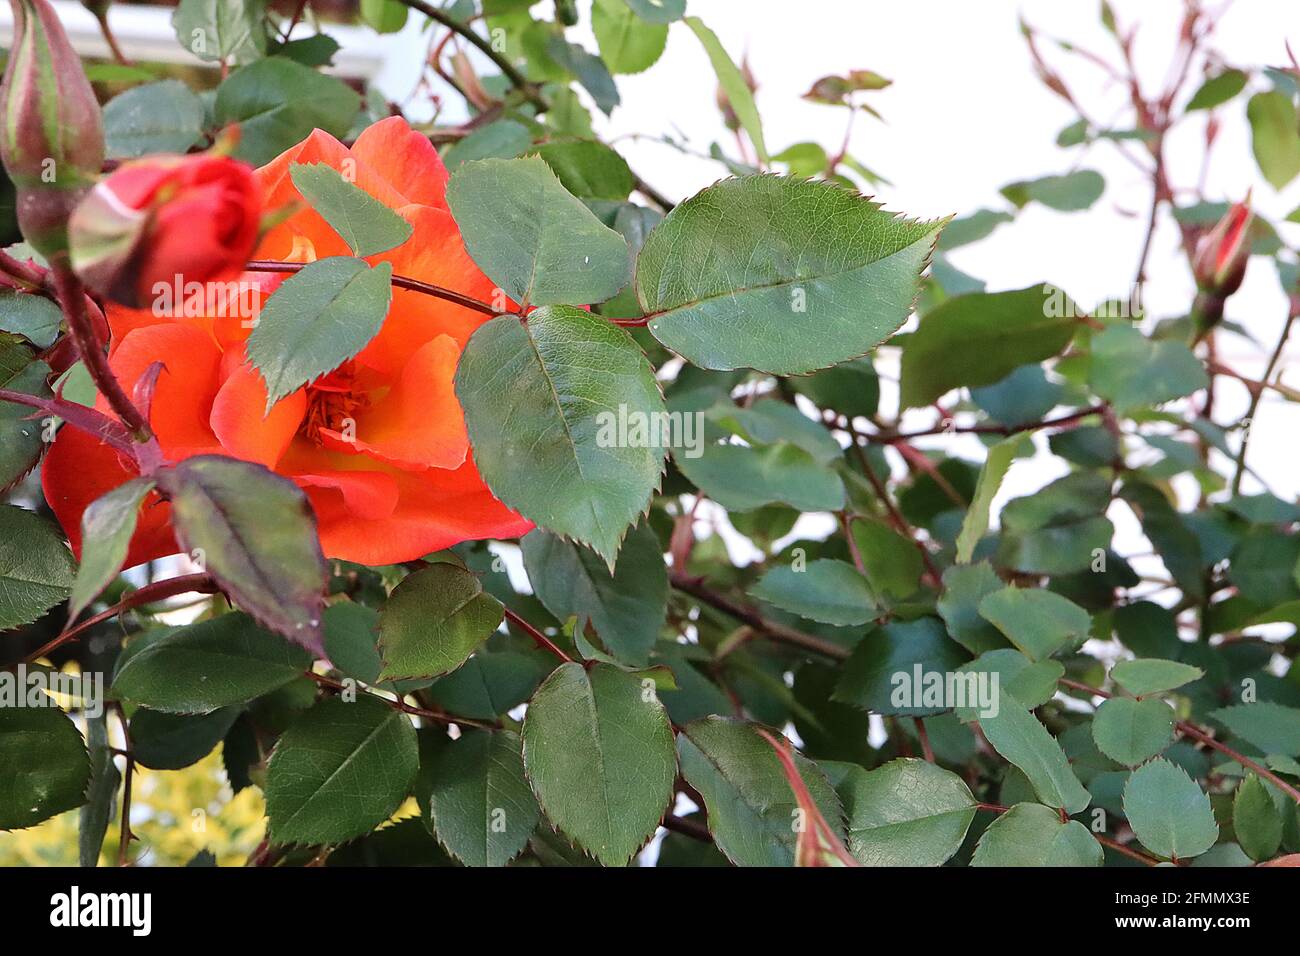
xmin=43 ymin=117 xmax=532 ymax=566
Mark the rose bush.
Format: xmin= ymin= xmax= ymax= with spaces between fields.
xmin=44 ymin=117 xmax=531 ymax=566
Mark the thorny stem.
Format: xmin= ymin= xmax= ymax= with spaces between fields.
xmin=113 ymin=701 xmax=136 ymax=866
xmin=20 ymin=573 xmax=218 ymax=666
xmin=503 ymin=607 xmax=574 ymax=662
xmin=52 ymin=264 xmax=154 ymax=443
xmin=1231 ymin=293 xmax=1298 ymax=494
xmin=303 ymin=671 xmax=497 ymax=730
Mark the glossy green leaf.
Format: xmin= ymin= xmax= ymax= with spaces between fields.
xmin=956 ymin=435 xmax=1027 ymax=563
xmin=1233 ymin=774 xmax=1282 ymax=862
xmin=215 ymin=58 xmax=360 ymax=166
xmin=977 ymin=698 xmax=1091 ymax=814
xmin=638 ymin=176 xmax=941 ymax=375
xmin=972 ymin=803 xmax=1102 ymax=866
xmin=266 ymin=696 xmax=418 ymax=845
xmin=625 ymin=0 xmax=685 ymax=22
xmin=937 ymin=562 xmax=1013 ymax=655
xmin=838 ymin=758 xmax=976 ymax=866
xmin=1001 ymin=170 xmax=1105 ymax=211
xmin=592 ymin=0 xmax=667 ymax=74
xmin=522 ymin=662 xmax=676 ymax=865
xmin=103 ymin=80 xmax=206 ymax=158
xmin=1091 ymin=697 xmax=1174 ymax=766
xmin=446 ymin=156 xmax=630 ymax=307
xmin=456 ymin=305 xmax=665 ymax=568
xmin=129 ymin=707 xmax=241 ymax=771
xmin=675 ymin=441 xmax=845 ymax=513
xmin=1110 ymin=658 xmax=1204 ymax=697
xmin=833 ymin=618 xmax=971 ymax=716
xmin=677 ymin=716 xmax=843 ymax=867
xmin=684 ymin=17 xmax=767 ymax=162
xmin=247 ymin=256 xmax=393 ymax=408
xmin=359 ymin=0 xmax=409 ymax=33
xmin=1211 ymin=703 xmax=1300 ymax=757
xmin=172 ymin=0 xmax=267 ymax=64
xmin=426 ymin=729 xmax=539 ymax=867
xmin=1123 ymin=758 xmax=1219 ymax=860
xmin=68 ymin=478 xmax=155 ymax=621
xmin=111 ymin=612 xmax=311 ymax=713
xmin=750 ymin=559 xmax=875 ymax=626
xmin=954 ymin=648 xmax=1063 ymax=718
xmin=977 ymin=586 xmax=1089 ymax=661
xmin=1186 ymin=69 xmax=1247 ymax=111
xmin=377 ymin=563 xmax=504 ymax=680
xmin=0 ymin=705 xmax=89 ymax=830
xmin=289 ymin=163 xmax=413 ymax=256
xmin=0 ymin=344 xmax=52 ymax=490
xmin=521 ymin=523 xmax=666 ymax=667
xmin=1088 ymin=324 xmax=1208 ymax=412
xmin=528 ymin=140 xmax=635 ymax=201
xmin=163 ymin=455 xmax=327 ymax=649
xmin=0 ymin=289 xmax=62 ymax=347
xmin=0 ymin=504 xmax=74 ymax=631
xmin=900 ymin=285 xmax=1078 ymax=408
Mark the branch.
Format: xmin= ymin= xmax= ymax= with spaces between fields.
xmin=669 ymin=572 xmax=851 ymax=660
xmin=1232 ymin=294 xmax=1299 ymax=494
xmin=303 ymin=670 xmax=498 ymax=729
xmin=245 ymin=260 xmax=505 ymax=318
xmin=873 ymin=405 xmax=1108 ymax=443
xmin=503 ymin=607 xmax=574 ymax=662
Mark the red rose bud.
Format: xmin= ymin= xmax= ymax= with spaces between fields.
xmin=68 ymin=154 xmax=262 ymax=309
xmin=0 ymin=0 xmax=106 ymax=254
xmin=1192 ymin=199 xmax=1252 ymax=297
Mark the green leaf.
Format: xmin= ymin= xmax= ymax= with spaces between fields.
xmin=711 ymin=398 xmax=841 ymax=465
xmin=937 ymin=562 xmax=1013 ymax=655
xmin=377 ymin=563 xmax=504 ymax=681
xmin=0 ymin=504 xmax=74 ymax=631
xmin=443 ymin=120 xmax=532 ymax=170
xmin=426 ymin=729 xmax=539 ymax=867
xmin=528 ymin=140 xmax=635 ymax=201
xmin=68 ymin=478 xmax=155 ymax=621
xmin=637 ymin=175 xmax=941 ymax=375
xmin=1001 ymin=170 xmax=1105 ymax=211
xmin=1233 ymin=774 xmax=1282 ymax=862
xmin=684 ymin=17 xmax=767 ymax=162
xmin=522 ymin=662 xmax=676 ymax=865
xmin=956 ymin=435 xmax=1027 ymax=563
xmin=977 ymin=586 xmax=1090 ymax=661
xmin=1186 ymin=69 xmax=1248 ymax=111
xmin=1091 ymin=697 xmax=1174 ymax=766
xmin=162 ymin=455 xmax=327 ymax=649
xmin=546 ymin=38 xmax=620 ymax=115
xmin=322 ymin=601 xmax=429 ymax=693
xmin=446 ymin=156 xmax=630 ymax=307
xmin=592 ymin=0 xmax=667 ymax=74
xmin=900 ymin=285 xmax=1078 ymax=408
xmin=456 ymin=305 xmax=665 ymax=568
xmin=937 ymin=208 xmax=1013 ymax=250
xmin=521 ymin=523 xmax=666 ymax=667
xmin=130 ymin=707 xmax=240 ymax=770
xmin=790 ymin=356 xmax=879 ymax=418
xmin=0 ymin=345 xmax=52 ymax=490
xmin=678 ymin=716 xmax=843 ymax=867
xmin=972 ymin=803 xmax=1102 ymax=866
xmin=215 ymin=58 xmax=361 ymax=166
xmin=1247 ymin=91 xmax=1300 ymax=190
xmin=111 ymin=613 xmax=312 ymax=713
xmin=850 ymin=518 xmax=923 ymax=602
xmin=425 ymin=650 xmax=554 ymax=720
xmin=832 ymin=618 xmax=971 ymax=716
xmin=624 ymin=0 xmax=685 ymax=22
xmin=675 ymin=441 xmax=845 ymax=513
xmin=954 ymin=649 xmax=1063 ymax=717
xmin=1088 ymin=323 xmax=1208 ymax=412
xmin=0 ymin=289 xmax=62 ymax=347
xmin=266 ymin=695 xmax=418 ymax=845
xmin=360 ymin=0 xmax=409 ymax=33
xmin=172 ymin=0 xmax=267 ymax=65
xmin=750 ymin=559 xmax=875 ymax=627
xmin=79 ymin=714 xmax=120 ymax=866
xmin=1212 ymin=703 xmax=1300 ymax=756
xmin=103 ymin=80 xmax=206 ymax=158
xmin=838 ymin=758 xmax=976 ymax=866
xmin=289 ymin=163 xmax=413 ymax=256
xmin=1110 ymin=658 xmax=1204 ymax=697
xmin=977 ymin=698 xmax=1091 ymax=814
xmin=1123 ymin=758 xmax=1219 ymax=860
xmin=0 ymin=705 xmax=89 ymax=830
xmin=247 ymin=256 xmax=393 ymax=408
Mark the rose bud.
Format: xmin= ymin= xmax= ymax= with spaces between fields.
xmin=68 ymin=153 xmax=262 ymax=309
xmin=1192 ymin=199 xmax=1252 ymax=298
xmin=0 ymin=0 xmax=106 ymax=255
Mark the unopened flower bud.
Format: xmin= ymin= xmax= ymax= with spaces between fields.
xmin=68 ymin=153 xmax=261 ymax=308
xmin=0 ymin=0 xmax=106 ymax=255
xmin=1192 ymin=199 xmax=1252 ymax=297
